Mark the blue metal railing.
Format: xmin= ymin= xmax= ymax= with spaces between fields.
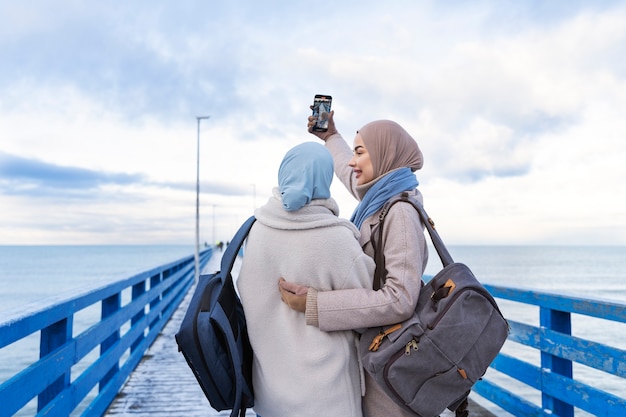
xmin=0 ymin=248 xmax=212 ymax=417
xmin=2 ymin=254 xmax=624 ymax=416
xmin=475 ymin=284 xmax=626 ymax=416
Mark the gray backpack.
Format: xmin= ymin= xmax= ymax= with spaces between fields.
xmin=360 ymin=192 xmax=509 ymax=417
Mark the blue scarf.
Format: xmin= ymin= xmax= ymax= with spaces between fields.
xmin=350 ymin=168 xmax=419 ymax=229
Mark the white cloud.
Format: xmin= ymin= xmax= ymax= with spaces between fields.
xmin=1 ymin=1 xmax=626 ymax=245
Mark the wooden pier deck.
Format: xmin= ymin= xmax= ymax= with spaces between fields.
xmin=105 ymin=252 xmax=496 ymax=417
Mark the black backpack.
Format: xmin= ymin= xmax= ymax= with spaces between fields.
xmin=176 ymin=216 xmax=255 ymax=417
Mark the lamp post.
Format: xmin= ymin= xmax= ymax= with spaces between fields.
xmin=195 ymin=115 xmax=210 ymax=283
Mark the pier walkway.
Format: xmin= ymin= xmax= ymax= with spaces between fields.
xmin=104 ymin=251 xmax=495 ymax=417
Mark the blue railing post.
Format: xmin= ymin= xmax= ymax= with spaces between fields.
xmin=540 ymin=307 xmax=574 ymax=417
xmin=163 ymin=267 xmax=173 ymax=299
xmin=38 ymin=316 xmax=73 ymax=411
xmin=149 ymin=272 xmax=162 ymax=330
xmin=101 ymin=293 xmax=121 ymax=390
xmin=131 ymin=281 xmax=146 ymax=353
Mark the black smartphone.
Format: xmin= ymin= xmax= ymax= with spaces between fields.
xmin=312 ymin=94 xmax=332 ymax=132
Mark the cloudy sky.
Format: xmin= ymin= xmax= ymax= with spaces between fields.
xmin=1 ymin=0 xmax=625 ymax=246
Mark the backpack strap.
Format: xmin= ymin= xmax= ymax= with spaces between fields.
xmin=373 ymin=192 xmax=454 ymax=289
xmin=454 ymin=397 xmax=469 ymax=417
xmin=219 ymin=215 xmax=256 ymax=281
xmin=215 ymin=215 xmax=256 ymax=417
xmin=372 ymin=193 xmax=405 ymax=290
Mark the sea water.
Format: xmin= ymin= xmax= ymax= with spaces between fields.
xmin=1 ymin=245 xmax=625 ymax=416
xmin=0 ymin=245 xmax=196 ymax=313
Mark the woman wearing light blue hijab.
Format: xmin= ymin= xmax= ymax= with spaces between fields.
xmin=237 ymin=141 xmax=375 ymax=417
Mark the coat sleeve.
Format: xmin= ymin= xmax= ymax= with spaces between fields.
xmin=311 ymin=203 xmax=428 ymax=331
xmin=324 ymin=133 xmax=359 ymax=200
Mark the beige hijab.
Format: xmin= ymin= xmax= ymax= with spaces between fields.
xmin=358 ymin=120 xmax=423 ymax=177
xmin=355 ymin=120 xmax=423 ymax=198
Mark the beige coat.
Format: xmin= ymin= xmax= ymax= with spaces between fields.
xmin=306 ymin=133 xmax=429 ymax=417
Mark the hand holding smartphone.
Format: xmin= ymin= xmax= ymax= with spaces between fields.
xmin=312 ymin=94 xmax=332 ymax=132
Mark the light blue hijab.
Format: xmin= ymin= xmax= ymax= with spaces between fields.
xmin=278 ymin=142 xmax=334 ymax=211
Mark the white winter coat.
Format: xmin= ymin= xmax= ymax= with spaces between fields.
xmin=237 ymin=189 xmax=375 ymax=417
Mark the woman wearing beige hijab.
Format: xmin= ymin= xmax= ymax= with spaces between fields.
xmin=279 ymin=111 xmax=429 ymax=417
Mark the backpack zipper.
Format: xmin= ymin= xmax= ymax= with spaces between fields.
xmin=405 ymin=339 xmax=419 ymax=355
xmin=368 ymin=323 xmax=402 ymax=352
